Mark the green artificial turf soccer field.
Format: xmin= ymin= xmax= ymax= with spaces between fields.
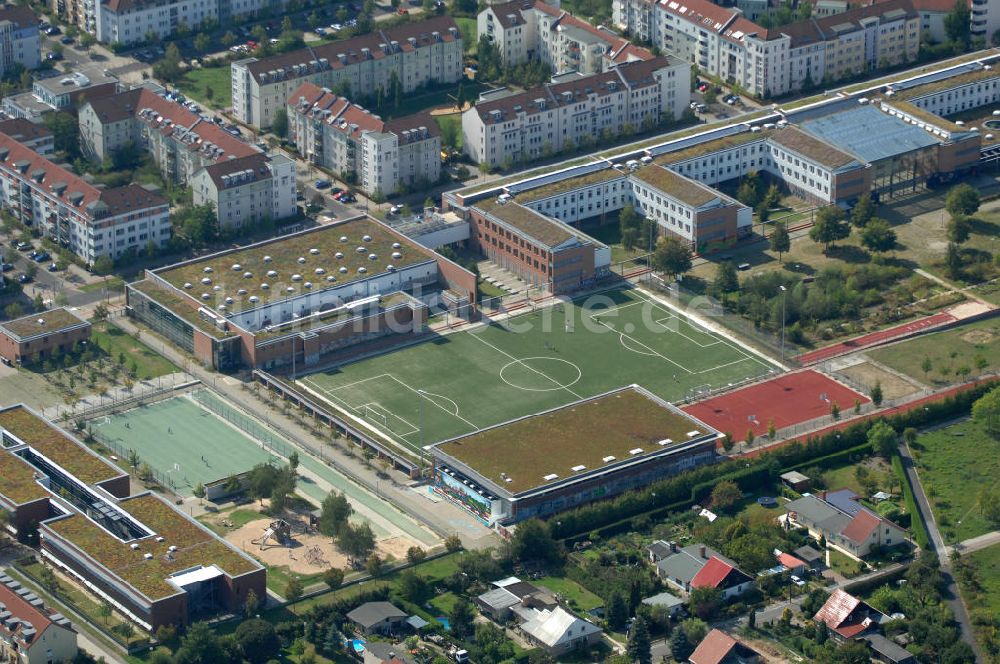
xmin=297 ymin=288 xmax=775 ymax=455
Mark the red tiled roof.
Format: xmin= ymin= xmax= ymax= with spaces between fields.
xmin=0 ymin=582 xmax=61 ymax=650
xmin=777 ymin=551 xmax=807 ymax=569
xmin=0 ymin=119 xmax=51 ymax=142
xmin=814 ymin=588 xmax=866 ymax=636
xmin=656 ymin=0 xmax=740 ymax=33
xmin=690 ymin=556 xmax=734 ymax=589
xmin=288 ymin=81 xmax=437 ymax=141
xmin=841 ymin=509 xmax=883 ymax=544
xmin=0 ymin=5 xmax=39 ymax=27
xmin=689 ymin=629 xmax=738 ymax=664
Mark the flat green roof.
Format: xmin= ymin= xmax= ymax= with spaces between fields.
xmin=45 ymin=494 xmax=260 ymax=601
xmin=0 ymin=406 xmax=122 ymax=486
xmin=631 ymin=165 xmax=720 ymax=207
xmin=436 ymin=386 xmax=713 ymax=494
xmin=155 ymin=218 xmax=434 ymax=315
xmin=656 ymin=130 xmax=768 ymax=166
xmin=896 ymin=67 xmax=1000 ymax=101
xmin=129 ymin=280 xmax=230 ymax=340
xmin=0 ymin=451 xmax=47 ymax=505
xmin=474 ymin=198 xmax=577 ymax=249
xmin=0 ymin=307 xmax=87 ymax=340
xmin=518 ymin=168 xmax=627 ymax=203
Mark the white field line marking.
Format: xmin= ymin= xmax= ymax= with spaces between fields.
xmin=468 ymin=332 xmax=585 ymax=400
xmin=590 ymin=316 xmax=693 ymax=374
xmin=653 ymin=316 xmax=723 ymax=348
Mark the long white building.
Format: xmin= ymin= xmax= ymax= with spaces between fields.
xmin=462 ymin=55 xmax=690 ymax=167
xmin=95 ymin=0 xmax=218 ymax=45
xmin=232 ymin=16 xmax=464 ymax=129
xmin=613 ymin=0 xmax=920 ymax=97
xmin=287 ymin=81 xmax=440 ymax=197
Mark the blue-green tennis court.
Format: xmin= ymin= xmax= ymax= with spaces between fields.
xmin=89 ymin=391 xmax=282 ymax=496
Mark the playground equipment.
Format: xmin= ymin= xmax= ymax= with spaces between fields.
xmin=251 ymin=519 xmax=292 ymax=550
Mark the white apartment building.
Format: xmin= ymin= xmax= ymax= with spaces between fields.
xmin=890 ymin=68 xmax=1000 ymax=116
xmin=0 ymin=133 xmax=169 ymax=265
xmin=0 ymin=6 xmax=40 ymax=74
xmin=191 ymin=152 xmax=296 ymax=228
xmin=232 ymin=16 xmax=464 ymax=129
xmin=479 ymin=0 xmax=656 ymax=75
xmin=95 ymin=0 xmax=217 ymax=45
xmin=462 ymin=55 xmax=690 ymax=167
xmin=79 ymin=87 xmax=296 ymax=228
xmin=287 ymin=81 xmax=441 ymax=196
xmin=970 ymin=0 xmax=1000 ymax=43
xmin=613 ymin=0 xmax=919 ymax=97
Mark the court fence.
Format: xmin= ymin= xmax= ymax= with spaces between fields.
xmin=189 ymin=389 xmax=296 ymax=459
xmin=87 ymin=424 xmax=184 ymax=495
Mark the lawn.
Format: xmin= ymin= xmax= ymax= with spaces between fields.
xmin=429 ymin=591 xmax=460 ymax=616
xmin=828 ymin=549 xmax=864 ymax=578
xmin=913 ymin=417 xmax=1000 ymax=544
xmin=91 ymin=321 xmax=179 ymax=380
xmin=455 ymin=17 xmax=477 ymax=54
xmin=964 ymin=543 xmax=1000 ymax=626
xmin=434 ymin=112 xmax=463 ymax=150
xmin=868 ymin=317 xmax=1000 ymax=387
xmin=296 ymin=287 xmax=774 ymax=454
xmin=175 ymin=66 xmax=233 ymax=109
xmin=536 ymin=576 xmax=603 ymax=611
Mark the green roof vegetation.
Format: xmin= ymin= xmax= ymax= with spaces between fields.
xmin=474 ymin=198 xmax=576 ymax=249
xmin=0 ymin=406 xmax=121 ymax=485
xmin=155 ymin=219 xmax=433 ymax=317
xmin=129 ymin=280 xmax=231 ymax=340
xmin=517 ymin=168 xmax=627 ymax=203
xmin=883 ymin=99 xmax=965 ymax=133
xmin=436 ymin=386 xmax=713 ymax=494
xmin=0 ymin=308 xmax=87 ymax=340
xmin=45 ymin=494 xmax=260 ymax=601
xmin=895 ymin=68 xmax=1000 ymax=101
xmin=655 ymin=129 xmax=767 ymax=166
xmin=0 ymin=451 xmax=47 ymax=505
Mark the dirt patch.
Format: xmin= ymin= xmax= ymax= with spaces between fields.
xmin=222 ymin=515 xmax=419 ymax=574
xmin=949 ymin=301 xmax=994 ymax=319
xmin=960 ymin=328 xmax=996 ymax=345
xmin=837 ymin=361 xmax=921 ymax=398
xmin=742 ymin=637 xmax=795 ymax=663
xmin=429 ymin=104 xmax=469 ymax=116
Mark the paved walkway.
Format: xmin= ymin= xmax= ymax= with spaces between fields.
xmin=951 ymin=531 xmax=1000 ymax=556
xmin=897 ymin=439 xmax=983 ymax=660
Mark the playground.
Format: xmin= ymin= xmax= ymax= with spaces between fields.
xmin=88 ymin=391 xmax=283 ymax=496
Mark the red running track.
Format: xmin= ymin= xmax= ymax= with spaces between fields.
xmin=796 ymin=312 xmax=956 ymax=365
xmin=682 ymin=370 xmax=868 ymax=438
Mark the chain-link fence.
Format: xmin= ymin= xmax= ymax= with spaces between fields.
xmin=189 ymin=388 xmax=297 ymax=459
xmin=88 ymin=425 xmax=182 ymax=495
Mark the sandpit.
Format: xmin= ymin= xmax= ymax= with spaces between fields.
xmin=220 ymin=515 xmax=420 ymax=574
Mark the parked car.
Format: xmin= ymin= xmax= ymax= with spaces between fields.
xmin=45 ymin=26 xmax=61 ymax=35
xmin=389 ymin=204 xmax=401 ymax=214
xmin=315 ymin=27 xmax=327 ymax=36
xmin=33 ymin=251 xmax=51 ymax=263
xmin=60 ymin=35 xmax=74 ymax=44
xmin=340 ymin=193 xmax=356 ymax=203
xmin=47 ymin=263 xmax=59 ymax=272
xmin=737 ymin=262 xmax=751 ymax=271
xmin=15 ymin=241 xmax=30 ymax=251
xmin=0 ymin=263 xmax=13 ymax=272
xmin=314 ymin=179 xmax=332 ymax=189
xmin=16 ymin=273 xmax=31 ymax=284
xmin=46 ymin=51 xmax=63 ymax=61
xmin=790 ymin=575 xmax=806 ymax=587
xmin=329 ymin=187 xmax=345 ymax=197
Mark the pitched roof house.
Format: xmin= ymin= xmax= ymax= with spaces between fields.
xmin=519 ymin=606 xmax=603 ymax=656
xmin=786 ymin=489 xmax=906 ymax=558
xmin=813 ymin=589 xmax=888 ymax=640
xmin=655 ymin=543 xmax=754 ymax=599
xmin=689 ymin=629 xmax=761 ymax=664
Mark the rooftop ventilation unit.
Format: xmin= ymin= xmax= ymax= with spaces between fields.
xmin=629 ymin=448 xmax=643 ymax=455
xmin=603 ymin=455 xmax=616 ymax=463
xmin=543 ymin=473 xmax=559 ymax=481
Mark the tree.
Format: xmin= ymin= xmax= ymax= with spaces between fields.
xmin=972 ymin=386 xmax=1000 ymax=437
xmin=177 ymin=204 xmax=220 ymax=246
xmin=627 ymin=616 xmax=652 ymax=664
xmin=850 ymin=193 xmax=875 ymax=227
xmin=944 ymin=0 xmax=971 ymax=47
xmin=194 ymin=32 xmax=211 ymax=52
xmin=669 ymin=627 xmax=693 ymax=662
xmin=737 ymin=171 xmax=762 ymax=207
xmin=44 ymin=112 xmax=81 ymax=158
xmin=945 ymin=183 xmax=980 ymax=217
xmin=809 ymin=206 xmax=850 ymax=251
xmin=284 ymin=576 xmax=304 ymax=602
xmin=652 ymin=236 xmax=692 ymax=280
xmin=449 ymin=598 xmax=475 ymax=638
xmin=510 ymin=518 xmax=562 ymax=564
xmin=831 ymin=402 xmax=841 ymax=420
xmin=271 ymin=108 xmax=288 ymax=138
xmin=174 ymin=622 xmax=226 ymax=664
xmin=605 ymin=591 xmax=628 ymax=630
xmin=946 ymin=242 xmax=963 ymax=279
xmin=870 ymin=381 xmax=884 ymax=407
xmin=406 ymin=546 xmax=427 ymax=563
xmin=770 ymin=221 xmax=790 ymax=261
xmin=153 ymin=43 xmax=184 ymax=83
xmin=868 ymin=420 xmax=897 ymax=459
xmin=322 ymin=567 xmax=344 ymax=589
xmin=318 ymin=491 xmax=352 ymax=536
xmin=244 ymin=589 xmax=259 ymax=618
xmin=444 ymin=534 xmax=462 ymax=552
xmin=366 ymin=554 xmax=384 ymax=577
xmin=98 ymin=600 xmax=112 ymax=624
xmin=399 ymin=569 xmax=430 ymax=603
xmin=688 ymin=586 xmax=723 ymax=621
xmin=714 ymin=261 xmax=739 ymax=295
xmin=861 ymin=218 xmax=896 ymax=255
xmin=745 ymin=428 xmax=755 ymax=447
xmin=947 ymin=214 xmax=971 ymax=243
xmin=336 ymin=522 xmax=376 ymax=558
xmin=193 ymin=482 xmax=206 ymax=504
xmin=710 ymin=480 xmax=741 ymax=512
xmin=234 ymin=619 xmax=280 ymax=664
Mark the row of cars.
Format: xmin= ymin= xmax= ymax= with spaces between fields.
xmin=314 ymin=180 xmax=357 ymax=203
xmin=314 ymin=18 xmax=359 ymax=36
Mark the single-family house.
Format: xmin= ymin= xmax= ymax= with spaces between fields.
xmin=519 ymin=606 xmax=603 ymax=656
xmin=814 ymin=589 xmax=888 ymax=640
xmin=346 ymin=602 xmax=409 ymax=635
xmin=648 ymin=540 xmax=675 ymax=563
xmin=775 ymin=550 xmax=807 ymax=575
xmin=641 ymin=591 xmax=685 ymax=617
xmin=656 ymin=543 xmax=754 ymax=599
xmin=690 ymin=556 xmax=755 ymax=600
xmin=786 ymin=490 xmax=906 ymax=558
xmin=689 ymin=628 xmax=761 ymax=664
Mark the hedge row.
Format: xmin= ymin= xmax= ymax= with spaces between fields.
xmin=551 ymin=379 xmax=997 ymax=541
xmin=892 ymin=454 xmax=930 ymax=550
